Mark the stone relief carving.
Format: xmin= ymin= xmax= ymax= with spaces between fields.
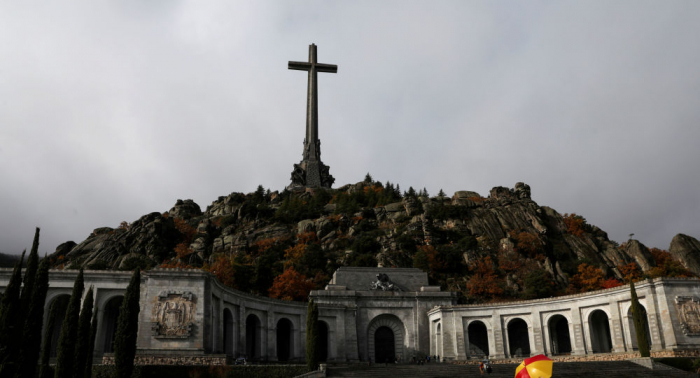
xmin=676 ymin=296 xmax=700 ymax=336
xmin=151 ymin=291 xmax=196 ymax=339
xmin=370 ymin=273 xmax=402 ymax=292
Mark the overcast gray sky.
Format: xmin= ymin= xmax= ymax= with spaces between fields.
xmin=1 ymin=1 xmax=699 ymax=256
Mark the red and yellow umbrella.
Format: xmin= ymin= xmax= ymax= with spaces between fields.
xmin=515 ymin=354 xmax=553 ymax=378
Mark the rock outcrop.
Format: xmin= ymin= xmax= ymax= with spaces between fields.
xmin=670 ymin=234 xmax=700 ymax=276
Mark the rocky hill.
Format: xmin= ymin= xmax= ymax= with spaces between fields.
xmin=48 ymin=179 xmax=700 ymax=303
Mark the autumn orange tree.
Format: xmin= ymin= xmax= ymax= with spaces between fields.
xmin=568 ymin=263 xmax=605 ymax=293
xmin=269 ymin=267 xmax=315 ymax=301
xmin=618 ymin=262 xmax=642 ymax=282
xmin=509 ymin=230 xmax=543 ymax=259
xmin=466 ymin=256 xmax=504 ymax=301
xmin=562 ymin=213 xmax=588 ymax=238
xmin=646 ymin=248 xmax=694 ymax=278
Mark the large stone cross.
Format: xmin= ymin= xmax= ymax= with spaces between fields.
xmin=288 ymin=44 xmax=337 ymax=188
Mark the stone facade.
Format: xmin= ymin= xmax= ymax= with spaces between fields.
xmin=428 ymin=277 xmax=700 ymax=361
xmin=1 ymin=269 xmax=700 ymax=365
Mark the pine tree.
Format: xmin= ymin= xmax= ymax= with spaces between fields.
xmin=54 ymin=269 xmax=85 ymax=378
xmin=16 ymin=255 xmax=51 ymax=378
xmin=39 ymin=297 xmax=68 ymax=378
xmin=630 ymin=280 xmax=650 ymax=357
xmin=364 ymin=172 xmax=373 ymax=183
xmin=114 ymin=269 xmax=141 ymax=378
xmin=85 ymin=305 xmax=99 ymax=378
xmin=74 ymin=287 xmax=94 ymax=378
xmin=20 ymin=228 xmax=40 ymax=315
xmin=306 ymin=299 xmax=319 ymax=370
xmin=0 ymin=251 xmax=25 ymax=375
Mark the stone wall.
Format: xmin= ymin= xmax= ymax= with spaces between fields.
xmin=102 ymin=354 xmax=226 ymax=366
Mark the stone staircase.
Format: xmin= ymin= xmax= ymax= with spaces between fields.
xmin=326 ymin=361 xmax=694 ymax=377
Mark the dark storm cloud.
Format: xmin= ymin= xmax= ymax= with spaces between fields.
xmin=1 ymin=1 xmax=698 ymax=254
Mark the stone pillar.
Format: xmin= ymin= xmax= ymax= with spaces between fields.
xmin=453 ymin=314 xmax=466 ymax=360
xmin=582 ymin=315 xmax=593 ymax=355
xmin=490 ymin=311 xmax=505 ymax=359
xmin=609 ymin=302 xmax=626 ymax=352
xmin=345 ymin=308 xmax=359 ymax=361
xmin=530 ymin=311 xmax=544 ymax=355
xmin=654 ymin=283 xmax=677 ymax=349
xmin=265 ymin=312 xmax=274 ymax=361
xmin=569 ymin=306 xmax=586 ymax=355
xmin=238 ymin=305 xmax=246 ymax=358
xmin=643 ymin=283 xmax=665 ymax=351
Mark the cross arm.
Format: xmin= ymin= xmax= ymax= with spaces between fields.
xmin=288 ymin=61 xmax=312 ymax=71
xmin=315 ymin=63 xmax=337 ymax=73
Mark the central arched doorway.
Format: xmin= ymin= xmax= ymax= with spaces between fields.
xmin=276 ymin=318 xmax=293 ymax=361
xmin=507 ymin=318 xmax=530 ymax=357
xmin=375 ymin=326 xmax=395 ymax=363
xmin=589 ymin=310 xmax=612 ymax=353
xmin=366 ymin=314 xmax=405 ymax=363
xmin=467 ymin=321 xmax=489 ymax=358
xmin=548 ymin=315 xmax=572 ymax=355
xmin=246 ymin=314 xmax=262 ymax=360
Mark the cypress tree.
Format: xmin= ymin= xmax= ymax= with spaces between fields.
xmin=16 ymin=255 xmax=51 ymax=378
xmin=114 ymin=269 xmax=141 ymax=378
xmin=74 ymin=287 xmax=94 ymax=378
xmin=20 ymin=228 xmax=41 ymax=315
xmin=54 ymin=269 xmax=85 ymax=378
xmin=40 ymin=297 xmax=68 ymax=378
xmin=0 ymin=251 xmax=25 ymax=375
xmin=630 ymin=279 xmax=651 ymax=357
xmin=85 ymin=304 xmax=99 ymax=378
xmin=306 ymin=299 xmax=319 ymax=370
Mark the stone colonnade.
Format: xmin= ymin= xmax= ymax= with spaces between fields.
xmin=428 ymin=277 xmax=700 ymax=360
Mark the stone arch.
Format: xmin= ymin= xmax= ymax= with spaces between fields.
xmin=589 ymin=309 xmax=612 ymax=353
xmin=507 ymin=318 xmax=530 ymax=357
xmin=276 ymin=318 xmax=293 ymax=361
xmin=44 ymin=294 xmax=71 ymax=357
xmin=102 ymin=295 xmax=124 ymax=353
xmin=367 ymin=314 xmax=405 ymax=363
xmin=547 ymin=314 xmax=572 ymax=355
xmin=467 ymin=320 xmax=489 ymax=358
xmin=223 ymin=308 xmax=234 ymax=357
xmin=318 ymin=320 xmax=329 ymax=362
xmin=627 ymin=304 xmax=652 ymax=350
xmin=246 ymin=314 xmax=262 ymax=360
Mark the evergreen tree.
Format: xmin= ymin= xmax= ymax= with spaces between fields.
xmin=16 ymin=255 xmax=51 ymax=378
xmin=54 ymin=269 xmax=84 ymax=378
xmin=39 ymin=297 xmax=68 ymax=378
xmin=85 ymin=305 xmax=99 ymax=378
xmin=306 ymin=299 xmax=319 ymax=370
xmin=74 ymin=287 xmax=94 ymax=378
xmin=20 ymin=228 xmax=40 ymax=315
xmin=364 ymin=172 xmax=373 ymax=183
xmin=630 ymin=280 xmax=651 ymax=357
xmin=114 ymin=269 xmax=141 ymax=378
xmin=0 ymin=251 xmax=25 ymax=375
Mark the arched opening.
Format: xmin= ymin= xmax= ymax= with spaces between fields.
xmin=375 ymin=326 xmax=395 ymax=363
xmin=46 ymin=295 xmax=70 ymax=357
xmin=507 ymin=318 xmax=530 ymax=357
xmin=467 ymin=321 xmax=489 ymax=358
xmin=318 ymin=321 xmax=329 ymax=362
xmin=223 ymin=309 xmax=234 ymax=357
xmin=246 ymin=314 xmax=262 ymax=360
xmin=627 ymin=305 xmax=652 ymax=350
xmin=276 ymin=318 xmax=293 ymax=361
xmin=367 ymin=314 xmax=405 ymax=363
xmin=548 ymin=315 xmax=572 ymax=355
xmin=589 ymin=310 xmax=612 ymax=353
xmin=102 ymin=296 xmax=124 ymax=353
